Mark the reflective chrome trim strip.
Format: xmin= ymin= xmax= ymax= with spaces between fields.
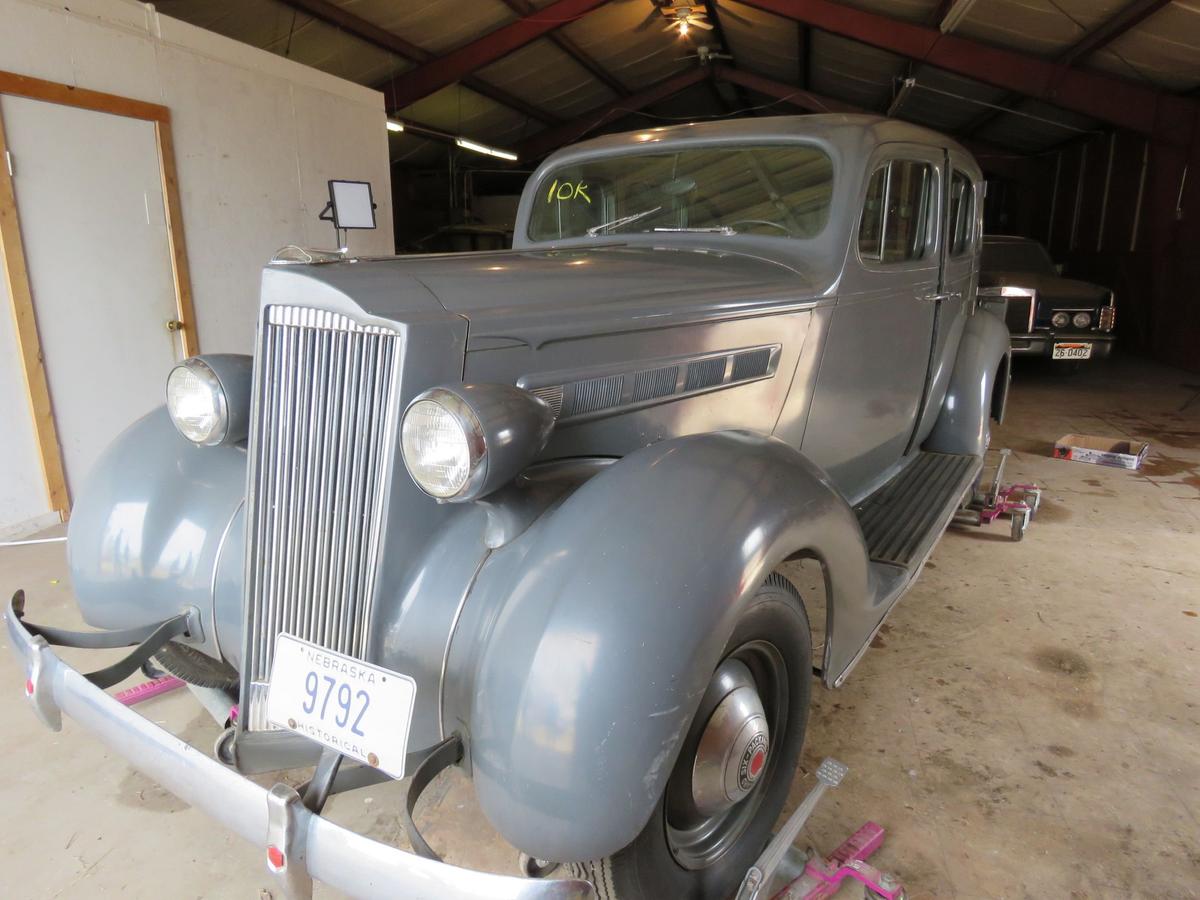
xmin=518 ymin=343 xmax=782 ymax=423
xmin=438 ymin=551 xmax=491 ymax=741
xmin=209 ymin=497 xmax=245 ymax=665
xmin=4 ymin=599 xmax=594 ymax=900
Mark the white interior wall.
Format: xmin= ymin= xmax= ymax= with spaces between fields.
xmin=0 ymin=0 xmax=395 ymax=535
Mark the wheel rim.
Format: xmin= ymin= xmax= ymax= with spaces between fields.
xmin=663 ymin=639 xmax=789 ymax=871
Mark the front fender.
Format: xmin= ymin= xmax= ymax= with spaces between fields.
xmin=444 ymin=431 xmax=870 ymax=862
xmin=924 ymin=307 xmax=1011 ymax=456
xmin=67 ymin=408 xmax=247 ymax=662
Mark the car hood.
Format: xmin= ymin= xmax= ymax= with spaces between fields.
xmin=980 ymin=270 xmax=1109 ymax=306
xmin=265 ymin=244 xmax=829 ymax=352
xmin=398 ymin=244 xmax=817 ymax=308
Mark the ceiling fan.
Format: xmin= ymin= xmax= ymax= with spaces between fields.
xmin=635 ymin=3 xmax=715 ymax=36
xmin=664 ymin=5 xmax=714 ymax=35
xmin=678 ymin=45 xmax=734 ymax=64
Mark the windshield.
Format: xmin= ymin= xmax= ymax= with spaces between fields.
xmin=981 ymin=239 xmax=1056 ymax=275
xmin=527 ymin=144 xmax=834 ymax=242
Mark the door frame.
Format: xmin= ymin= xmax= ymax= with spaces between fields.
xmin=0 ymin=70 xmax=197 ymax=518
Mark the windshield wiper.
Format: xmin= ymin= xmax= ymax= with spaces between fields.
xmin=652 ymin=226 xmax=736 ymax=235
xmin=586 ymin=206 xmax=663 ymax=236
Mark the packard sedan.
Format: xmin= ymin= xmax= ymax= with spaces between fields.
xmin=8 ymin=115 xmax=1009 ymax=900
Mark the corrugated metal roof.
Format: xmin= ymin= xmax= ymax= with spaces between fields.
xmin=719 ymin=1 xmax=801 ymax=84
xmin=954 ymin=0 xmax=1126 ymax=57
xmin=161 ymin=0 xmax=406 ymax=85
xmin=359 ymin=0 xmax=515 ymax=55
xmin=158 ymin=0 xmax=1200 ymax=165
xmin=1093 ymin=2 xmax=1200 ymax=90
xmin=808 ymin=31 xmax=903 ymax=111
xmin=557 ymin=0 xmax=696 ymax=89
xmin=474 ymin=38 xmax=618 ymax=118
xmin=896 ymin=68 xmax=1012 ymax=133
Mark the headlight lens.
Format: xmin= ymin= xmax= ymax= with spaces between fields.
xmin=1072 ymin=312 xmax=1092 ymax=329
xmin=1051 ymin=311 xmax=1071 ymax=329
xmin=400 ymin=396 xmax=482 ymax=498
xmin=166 ymin=359 xmax=228 ymax=445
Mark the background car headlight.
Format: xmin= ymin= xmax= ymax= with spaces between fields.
xmin=1072 ymin=312 xmax=1092 ymax=329
xmin=1051 ymin=311 xmax=1071 ymax=329
xmin=167 ymin=359 xmax=228 ymax=445
xmin=401 ymin=394 xmax=482 ymax=498
xmin=401 ymin=384 xmax=555 ymax=502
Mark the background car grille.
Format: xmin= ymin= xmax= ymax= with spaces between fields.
xmin=240 ymin=305 xmax=403 ymax=731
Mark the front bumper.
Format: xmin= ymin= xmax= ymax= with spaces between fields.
xmin=1009 ymin=332 xmax=1115 ymax=358
xmin=4 ymin=596 xmax=593 ymax=900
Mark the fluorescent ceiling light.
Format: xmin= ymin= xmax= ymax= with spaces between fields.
xmin=386 ymin=119 xmax=404 ymax=133
xmin=455 ymin=137 xmax=518 ymax=161
xmin=939 ymin=0 xmax=978 ymax=33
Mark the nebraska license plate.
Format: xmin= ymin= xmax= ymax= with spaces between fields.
xmin=1052 ymin=342 xmax=1092 ymax=360
xmin=266 ymin=634 xmax=416 ymax=778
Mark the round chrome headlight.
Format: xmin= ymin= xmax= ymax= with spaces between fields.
xmin=1072 ymin=312 xmax=1092 ymax=329
xmin=166 ymin=358 xmax=228 ymax=445
xmin=400 ymin=391 xmax=484 ymax=499
xmin=400 ymin=384 xmax=556 ymax=502
xmin=1051 ymin=311 xmax=1071 ymax=329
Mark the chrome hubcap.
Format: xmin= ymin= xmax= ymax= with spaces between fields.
xmin=664 ymin=643 xmax=786 ymax=871
xmin=691 ymin=664 xmax=769 ymax=817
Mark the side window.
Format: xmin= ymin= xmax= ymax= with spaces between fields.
xmin=858 ymin=159 xmax=935 ymax=264
xmin=947 ymin=169 xmax=973 ymax=257
xmin=858 ymin=168 xmax=886 ymax=260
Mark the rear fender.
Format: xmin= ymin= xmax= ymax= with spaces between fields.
xmin=924 ymin=307 xmax=1011 ymax=456
xmin=442 ymin=431 xmax=871 ymax=862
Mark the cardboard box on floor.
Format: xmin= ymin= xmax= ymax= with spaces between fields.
xmin=1053 ymin=434 xmax=1151 ymax=470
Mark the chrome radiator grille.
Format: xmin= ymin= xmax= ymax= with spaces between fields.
xmin=240 ymin=305 xmax=403 ymax=731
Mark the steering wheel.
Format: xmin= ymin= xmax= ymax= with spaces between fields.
xmin=726 ymin=219 xmax=792 ymax=235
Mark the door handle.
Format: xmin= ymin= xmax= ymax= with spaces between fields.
xmin=919 ymin=291 xmax=963 ymax=303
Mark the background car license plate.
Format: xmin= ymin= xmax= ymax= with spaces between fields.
xmin=266 ymin=634 xmax=416 ymax=778
xmin=1052 ymin=342 xmax=1092 ymax=360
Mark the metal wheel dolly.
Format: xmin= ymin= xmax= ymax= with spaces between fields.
xmin=954 ymin=448 xmax=1041 ymax=541
xmin=736 ymin=758 xmax=906 ymax=900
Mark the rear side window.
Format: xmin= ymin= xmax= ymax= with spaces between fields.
xmin=947 ymin=169 xmax=973 ymax=257
xmin=858 ymin=160 xmax=935 ymax=264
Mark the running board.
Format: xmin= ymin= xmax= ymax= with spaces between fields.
xmin=854 ymin=451 xmax=980 ymax=568
xmin=827 ymin=451 xmax=981 ymax=689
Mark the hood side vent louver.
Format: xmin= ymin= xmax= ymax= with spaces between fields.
xmin=685 ymin=356 xmax=728 ymax=392
xmin=731 ymin=348 xmax=772 ymax=382
xmin=564 ymin=373 xmax=624 ymax=417
xmin=631 ymin=365 xmax=680 ymax=402
xmin=531 ymin=385 xmax=564 ymax=418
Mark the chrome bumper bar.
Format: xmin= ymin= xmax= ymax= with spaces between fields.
xmin=1008 ymin=332 xmax=1115 ymax=357
xmin=5 ymin=596 xmax=593 ymax=900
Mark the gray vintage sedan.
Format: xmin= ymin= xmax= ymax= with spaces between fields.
xmin=8 ymin=115 xmax=1009 ymax=900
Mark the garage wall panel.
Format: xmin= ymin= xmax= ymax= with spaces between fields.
xmin=1101 ymin=133 xmax=1148 ymax=253
xmin=1074 ymin=133 xmax=1110 ymax=254
xmin=0 ymin=266 xmax=55 ymax=538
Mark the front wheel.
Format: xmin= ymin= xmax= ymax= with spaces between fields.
xmin=567 ymin=572 xmax=812 ymax=899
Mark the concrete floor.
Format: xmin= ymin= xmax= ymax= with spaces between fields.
xmin=2 ymin=356 xmax=1198 ymax=899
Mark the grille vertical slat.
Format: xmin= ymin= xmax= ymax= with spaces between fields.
xmin=241 ymin=305 xmax=402 ymax=731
